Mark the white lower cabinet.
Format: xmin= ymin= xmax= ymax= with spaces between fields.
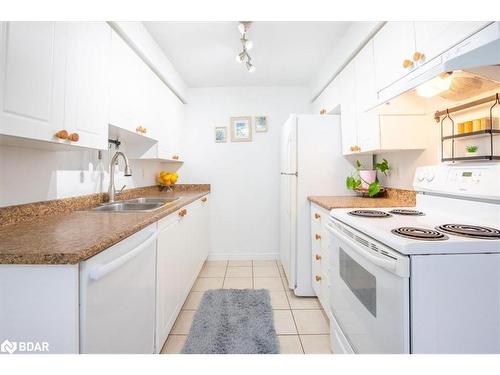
xmin=310 ymin=203 xmax=331 ymax=318
xmin=155 ymin=195 xmax=210 ymax=352
xmin=0 ymin=195 xmax=210 ymax=354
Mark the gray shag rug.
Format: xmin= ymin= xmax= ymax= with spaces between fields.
xmin=181 ymin=289 xmax=279 ymax=354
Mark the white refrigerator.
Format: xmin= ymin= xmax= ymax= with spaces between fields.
xmin=280 ymin=114 xmax=353 ymax=296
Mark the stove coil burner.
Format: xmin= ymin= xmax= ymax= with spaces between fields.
xmin=436 ymin=224 xmax=500 ymax=240
xmin=348 ymin=210 xmax=392 ymax=218
xmin=391 ymin=227 xmax=449 ymax=241
xmin=389 ymin=209 xmax=425 ymax=216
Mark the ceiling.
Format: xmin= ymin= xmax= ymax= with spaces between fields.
xmin=144 ymin=22 xmax=352 ymax=87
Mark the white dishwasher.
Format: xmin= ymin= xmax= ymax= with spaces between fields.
xmin=79 ymin=224 xmax=157 ymax=353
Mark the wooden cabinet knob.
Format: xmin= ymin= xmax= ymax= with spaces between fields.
xmin=315 ymin=234 xmax=321 ymax=240
xmin=314 ymin=213 xmax=321 ymax=219
xmin=68 ymin=133 xmax=79 ymax=142
xmin=412 ymin=51 xmax=425 ymax=62
xmin=315 ymin=275 xmax=322 ymax=282
xmin=55 ymin=130 xmax=68 ymax=140
xmin=402 ymin=59 xmax=414 ymax=69
xmin=201 ymin=197 xmax=207 ymax=203
xmin=315 ymin=254 xmax=321 ymax=261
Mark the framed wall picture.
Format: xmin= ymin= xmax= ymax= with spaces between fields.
xmin=230 ymin=116 xmax=252 ymax=142
xmin=255 ymin=116 xmax=267 ymax=132
xmin=214 ymin=127 xmax=227 ymax=143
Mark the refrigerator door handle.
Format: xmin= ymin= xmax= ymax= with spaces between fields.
xmin=281 ymin=172 xmax=298 ymax=176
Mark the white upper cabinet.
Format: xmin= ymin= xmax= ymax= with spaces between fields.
xmin=109 ymin=30 xmax=184 ymax=161
xmin=373 ymin=22 xmax=416 ymax=91
xmin=413 ymin=22 xmax=490 ymax=64
xmin=0 ymin=22 xmax=111 ymax=149
xmin=354 ymin=40 xmax=380 ymax=154
xmin=339 ymin=62 xmax=358 ymax=155
xmin=64 ymin=23 xmax=111 ymax=150
xmin=109 ymin=30 xmax=149 ymax=135
xmin=0 ymin=22 xmax=66 ymax=142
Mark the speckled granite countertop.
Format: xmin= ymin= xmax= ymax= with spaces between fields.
xmin=0 ymin=186 xmax=209 ymax=265
xmin=308 ymin=188 xmax=416 ymax=211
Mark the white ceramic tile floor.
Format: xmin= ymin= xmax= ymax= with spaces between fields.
xmin=162 ymin=260 xmax=331 ymax=354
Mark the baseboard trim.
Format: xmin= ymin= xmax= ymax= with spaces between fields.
xmin=207 ymin=252 xmax=279 ymax=261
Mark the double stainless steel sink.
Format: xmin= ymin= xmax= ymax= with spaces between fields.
xmin=88 ymin=197 xmax=181 ymax=213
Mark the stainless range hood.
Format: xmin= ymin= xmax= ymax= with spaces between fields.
xmin=373 ymin=22 xmax=500 ymax=116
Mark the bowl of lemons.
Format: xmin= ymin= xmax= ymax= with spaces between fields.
xmin=157 ymin=171 xmax=179 ymax=188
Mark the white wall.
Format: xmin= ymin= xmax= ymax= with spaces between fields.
xmin=182 ymin=86 xmax=311 ymax=259
xmin=0 ymin=145 xmax=169 ymax=207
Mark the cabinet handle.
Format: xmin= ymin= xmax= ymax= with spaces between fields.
xmin=315 ymin=234 xmax=321 ymax=240
xmin=201 ymin=197 xmax=207 ymax=202
xmin=68 ymin=133 xmax=79 ymax=142
xmin=412 ymin=51 xmax=425 ymax=62
xmin=315 ymin=275 xmax=322 ymax=282
xmin=315 ymin=254 xmax=321 ymax=261
xmin=314 ymin=213 xmax=321 ymax=219
xmin=55 ymin=130 xmax=69 ymax=140
xmin=402 ymin=59 xmax=414 ymax=69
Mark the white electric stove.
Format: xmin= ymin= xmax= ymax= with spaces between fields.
xmin=327 ymin=163 xmax=500 ymax=354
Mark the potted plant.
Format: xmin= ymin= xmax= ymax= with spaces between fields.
xmin=465 ymin=145 xmax=478 ymax=156
xmin=346 ymin=159 xmax=390 ymax=197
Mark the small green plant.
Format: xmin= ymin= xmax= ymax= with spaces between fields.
xmin=466 ymin=145 xmax=478 ymax=153
xmin=345 ymin=159 xmax=390 ymax=197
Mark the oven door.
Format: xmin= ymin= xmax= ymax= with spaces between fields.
xmin=327 ymin=219 xmax=410 ymax=354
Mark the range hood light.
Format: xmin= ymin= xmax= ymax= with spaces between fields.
xmin=416 ymin=74 xmax=454 ymax=98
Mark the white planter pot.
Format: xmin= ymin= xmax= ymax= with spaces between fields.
xmin=466 ymin=151 xmax=478 ymax=157
xmin=359 ymin=170 xmax=377 ymax=189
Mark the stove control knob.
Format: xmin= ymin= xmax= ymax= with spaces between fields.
xmin=425 ymin=171 xmax=435 ymax=182
xmin=416 ymin=172 xmax=425 ymax=182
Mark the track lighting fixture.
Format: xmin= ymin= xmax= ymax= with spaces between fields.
xmin=236 ymin=21 xmax=255 ymax=73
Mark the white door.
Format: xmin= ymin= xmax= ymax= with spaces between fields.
xmin=0 ymin=22 xmax=66 ymax=142
xmin=156 ymin=214 xmax=184 ymax=352
xmin=109 ymin=30 xmax=145 ymax=134
xmin=280 ymin=174 xmax=296 ymax=288
xmin=327 ymin=220 xmax=410 ymax=354
xmin=64 ymin=22 xmax=110 ymax=150
xmin=339 ymin=63 xmax=358 ymax=155
xmin=373 ymin=22 xmax=416 ymax=91
xmin=80 ymin=225 xmax=157 ymax=354
xmin=414 ymin=22 xmax=489 ymax=64
xmin=353 ymin=40 xmax=380 ymax=153
xmin=280 ymin=115 xmax=297 ymax=174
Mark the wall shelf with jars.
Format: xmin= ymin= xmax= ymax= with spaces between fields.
xmin=436 ymin=93 xmax=500 ymax=162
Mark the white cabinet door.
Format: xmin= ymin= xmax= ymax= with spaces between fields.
xmin=354 ymin=40 xmax=380 ymax=154
xmin=109 ymin=30 xmax=146 ymax=135
xmin=64 ymin=22 xmax=111 ymax=150
xmin=0 ymin=22 xmax=66 ymax=142
xmin=373 ymin=22 xmax=416 ymax=91
xmin=156 ymin=212 xmax=185 ymax=351
xmin=339 ymin=63 xmax=358 ymax=156
xmin=414 ymin=22 xmax=489 ymax=64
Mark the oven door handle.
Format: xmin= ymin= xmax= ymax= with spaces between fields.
xmin=326 ymin=223 xmax=406 ymax=276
